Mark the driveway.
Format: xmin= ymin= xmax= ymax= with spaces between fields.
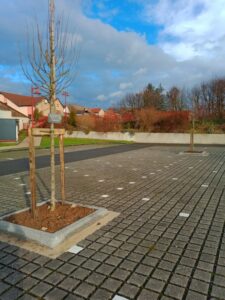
xmin=0 ymin=144 xmax=224 ymax=299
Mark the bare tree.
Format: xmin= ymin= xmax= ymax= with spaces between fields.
xmin=21 ymin=0 xmax=79 ymax=211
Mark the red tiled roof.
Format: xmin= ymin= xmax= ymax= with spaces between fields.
xmin=90 ymin=108 xmax=102 ymax=113
xmin=0 ymin=91 xmax=43 ymax=107
xmin=0 ymin=102 xmax=28 ymax=118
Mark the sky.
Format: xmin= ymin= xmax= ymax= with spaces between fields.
xmin=0 ymin=0 xmax=225 ymax=108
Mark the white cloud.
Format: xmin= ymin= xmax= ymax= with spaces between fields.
xmin=145 ymin=0 xmax=225 ymax=61
xmin=119 ymin=82 xmax=133 ymax=90
xmin=109 ymin=91 xmax=123 ymax=98
xmin=134 ymin=67 xmax=147 ymax=76
xmin=96 ymin=94 xmax=106 ymax=101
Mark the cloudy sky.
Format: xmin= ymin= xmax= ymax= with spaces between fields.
xmin=0 ymin=0 xmax=225 ymax=108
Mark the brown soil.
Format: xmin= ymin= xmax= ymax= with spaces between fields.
xmin=5 ymin=202 xmax=95 ymax=233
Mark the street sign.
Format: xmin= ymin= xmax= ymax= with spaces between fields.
xmin=48 ymin=113 xmax=62 ymax=124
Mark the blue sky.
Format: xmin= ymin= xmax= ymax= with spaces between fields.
xmin=0 ymin=0 xmax=225 ymax=108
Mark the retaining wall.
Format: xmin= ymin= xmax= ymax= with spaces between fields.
xmin=65 ymin=131 xmax=225 ymax=145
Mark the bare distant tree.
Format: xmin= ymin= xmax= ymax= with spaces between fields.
xmin=21 ymin=0 xmax=79 ymax=211
xmin=167 ymin=86 xmax=183 ymax=111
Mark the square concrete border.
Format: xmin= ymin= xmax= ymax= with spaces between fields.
xmin=0 ymin=201 xmax=108 ymax=248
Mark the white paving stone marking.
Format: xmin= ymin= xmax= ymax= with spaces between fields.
xmin=179 ymin=212 xmax=190 ymax=218
xmin=172 ymin=178 xmax=178 ymax=180
xmin=67 ymin=245 xmax=83 ymax=254
xmin=14 ymin=178 xmax=20 ymax=180
xmin=142 ymin=198 xmax=150 ymax=201
xmin=98 ymin=179 xmax=105 ymax=182
xmin=101 ymin=194 xmax=109 ymax=198
xmin=113 ymin=296 xmax=129 ymax=300
xmin=73 ymin=170 xmax=78 ymax=173
xmin=117 ymin=187 xmax=124 ymax=190
xmin=7 ymin=158 xmax=14 ymax=160
xmin=129 ymin=182 xmax=135 ymax=184
xmin=19 ymin=184 xmax=26 ymax=186
xmin=201 ymin=184 xmax=208 ymax=188
xmin=142 ymin=176 xmax=147 ymax=179
xmin=26 ymin=192 xmax=31 ymax=195
xmin=213 ymin=171 xmax=217 ymax=173
xmin=84 ymin=174 xmax=90 ymax=177
xmin=150 ymin=172 xmax=155 ymax=175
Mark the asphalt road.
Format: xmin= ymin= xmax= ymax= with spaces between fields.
xmin=0 ymin=144 xmax=149 ymax=176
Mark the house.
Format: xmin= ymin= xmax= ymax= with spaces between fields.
xmin=90 ymin=108 xmax=105 ymax=117
xmin=35 ymin=98 xmax=64 ymax=116
xmin=0 ymin=91 xmax=43 ymax=118
xmin=0 ymin=102 xmax=29 ymax=141
xmin=69 ymin=104 xmax=90 ymax=116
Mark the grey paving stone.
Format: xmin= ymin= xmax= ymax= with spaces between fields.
xmin=170 ymin=274 xmax=189 ymax=288
xmin=18 ymin=293 xmax=37 ymax=300
xmin=58 ymin=277 xmax=80 ymax=292
xmin=213 ymin=274 xmax=225 ymax=287
xmin=111 ymin=268 xmax=131 ymax=281
xmin=45 ymin=259 xmax=64 ymax=270
xmin=30 ymin=281 xmax=53 ymax=297
xmin=0 ymin=267 xmax=14 ymax=279
xmin=69 ymin=256 xmax=87 ymax=266
xmin=193 ymin=269 xmax=212 ymax=283
xmin=189 ymin=278 xmax=209 ymax=295
xmin=4 ymin=271 xmax=26 ymax=285
xmin=211 ymin=285 xmax=225 ymax=298
xmin=57 ymin=263 xmax=77 ymax=275
xmin=82 ymin=259 xmax=101 ymax=271
xmin=0 ymin=287 xmax=23 ymax=300
xmin=70 ymin=267 xmax=91 ymax=282
xmin=0 ymin=282 xmax=10 ymax=294
xmin=101 ymin=278 xmax=122 ymax=292
xmin=90 ymin=288 xmax=113 ymax=300
xmin=105 ymin=256 xmax=123 ymax=267
xmin=164 ymin=283 xmax=185 ymax=299
xmin=44 ymin=271 xmax=65 ymax=285
xmin=58 ymin=252 xmax=75 ymax=262
xmin=118 ymin=283 xmax=140 ymax=299
xmin=152 ymin=268 xmax=171 ymax=282
xmin=96 ymin=263 xmax=115 ymax=276
xmin=137 ymin=289 xmax=160 ymax=300
xmin=145 ymin=278 xmax=165 ymax=293
xmin=44 ymin=287 xmax=68 ymax=300
xmin=119 ymin=260 xmax=138 ymax=271
xmin=186 ymin=290 xmax=207 ymax=300
xmin=86 ymin=272 xmax=106 ymax=286
xmin=17 ymin=277 xmax=39 ymax=291
xmin=31 ymin=267 xmax=52 ymax=279
xmin=20 ymin=263 xmax=39 ymax=274
xmin=74 ymin=282 xmax=96 ymax=298
xmin=127 ymin=273 xmax=147 ymax=287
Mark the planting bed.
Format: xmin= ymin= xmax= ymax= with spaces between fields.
xmin=5 ymin=202 xmax=95 ymax=233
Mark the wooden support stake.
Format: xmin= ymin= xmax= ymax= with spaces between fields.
xmin=59 ymin=134 xmax=65 ymax=203
xmin=28 ymin=127 xmax=37 ymax=218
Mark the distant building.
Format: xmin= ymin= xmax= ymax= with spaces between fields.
xmin=90 ymin=108 xmax=105 ymax=117
xmin=0 ymin=91 xmax=43 ymax=119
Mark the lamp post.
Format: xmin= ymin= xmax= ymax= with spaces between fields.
xmin=62 ymin=91 xmax=69 ymax=124
xmin=31 ymin=86 xmax=41 ymax=127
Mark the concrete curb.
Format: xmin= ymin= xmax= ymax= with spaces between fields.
xmin=0 ymin=202 xmax=108 ymax=248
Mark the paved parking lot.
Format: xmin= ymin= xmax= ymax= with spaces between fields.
xmin=0 ymin=144 xmax=224 ymax=300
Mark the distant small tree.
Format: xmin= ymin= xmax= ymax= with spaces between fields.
xmin=67 ymin=107 xmax=76 ymax=127
xmin=33 ymin=108 xmax=43 ymax=121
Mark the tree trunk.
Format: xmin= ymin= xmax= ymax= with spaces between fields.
xmin=50 ymin=0 xmax=56 ymax=211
